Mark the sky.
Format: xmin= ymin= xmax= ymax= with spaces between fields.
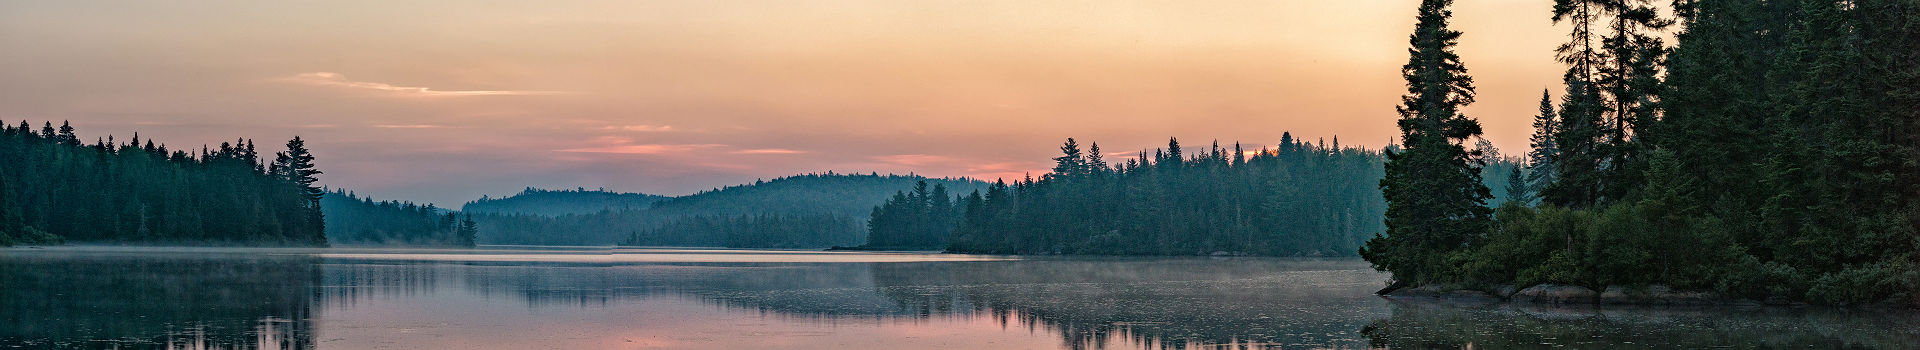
xmin=1 ymin=0 xmax=1570 ymax=206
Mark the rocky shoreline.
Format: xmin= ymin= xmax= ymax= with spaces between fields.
xmin=1383 ymin=283 xmax=1916 ymax=308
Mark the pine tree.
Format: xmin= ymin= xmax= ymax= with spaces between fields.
xmin=1087 ymin=142 xmax=1108 ymax=174
xmin=1505 ymin=167 xmax=1532 ymax=206
xmin=274 ymin=136 xmax=326 ymax=245
xmin=274 ymin=136 xmax=324 ymax=202
xmin=457 ymin=213 xmax=478 ymax=247
xmin=57 ymin=121 xmax=77 ymax=146
xmin=1544 ymin=0 xmax=1611 ymax=209
xmin=1595 ymin=0 xmax=1672 ymax=202
xmin=1360 ymin=0 xmax=1491 ymax=289
xmin=1051 ymin=138 xmax=1085 ymax=179
xmin=1526 ymin=89 xmax=1560 ymax=196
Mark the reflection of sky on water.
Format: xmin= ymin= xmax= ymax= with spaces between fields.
xmin=5 ymin=247 xmax=1920 ymax=349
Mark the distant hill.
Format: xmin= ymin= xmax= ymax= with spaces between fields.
xmin=645 ymin=173 xmax=989 ymax=219
xmin=461 ymin=188 xmax=669 ymax=216
xmin=474 ymin=173 xmax=990 ymax=246
xmin=322 ymin=189 xmax=475 ymax=247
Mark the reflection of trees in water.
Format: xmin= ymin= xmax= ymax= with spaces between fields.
xmin=48 ymin=253 xmax=1904 ymax=350
xmin=381 ymin=258 xmax=1388 ymax=350
xmin=0 ymin=253 xmax=318 ymax=349
xmin=864 ymin=259 xmax=1388 ymax=350
xmin=454 ymin=262 xmax=892 ymax=310
xmin=318 ymin=261 xmax=442 ymax=308
xmin=1361 ymin=299 xmax=1920 ymax=349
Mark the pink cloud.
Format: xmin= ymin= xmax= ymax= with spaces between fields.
xmin=372 ymin=124 xmax=449 ymax=129
xmin=872 ymin=154 xmax=955 ymax=166
xmin=733 ymin=148 xmax=807 ymax=155
xmin=281 ymin=72 xmax=564 ymax=97
xmin=556 ymin=136 xmax=724 ymax=155
xmin=601 ymin=125 xmax=675 ymax=132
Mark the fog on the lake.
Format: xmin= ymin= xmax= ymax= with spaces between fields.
xmin=3 ymin=246 xmax=1918 ymax=349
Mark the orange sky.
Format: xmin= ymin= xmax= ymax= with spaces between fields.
xmin=1 ymin=0 xmax=1573 ymax=205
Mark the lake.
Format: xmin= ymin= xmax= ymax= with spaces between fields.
xmin=3 ymin=246 xmax=1917 ymax=349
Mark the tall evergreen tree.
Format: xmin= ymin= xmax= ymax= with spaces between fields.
xmin=273 ymin=136 xmax=326 ymax=245
xmin=457 ymin=213 xmax=478 ymax=247
xmin=1360 ymin=0 xmax=1491 ymax=289
xmin=1087 ymin=142 xmax=1108 ymax=174
xmin=1505 ymin=167 xmax=1533 ymax=206
xmin=1544 ymin=0 xmax=1613 ymax=209
xmin=1051 ymin=138 xmax=1085 ymax=179
xmin=1525 ymin=89 xmax=1560 ymax=196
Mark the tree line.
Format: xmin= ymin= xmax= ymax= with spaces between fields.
xmin=462 ymin=187 xmax=668 ymax=216
xmin=879 ymin=136 xmax=1389 ymax=255
xmin=622 ymin=213 xmax=861 ymax=248
xmin=0 ymin=121 xmax=325 ymax=246
xmin=1366 ymin=0 xmax=1920 ymax=305
xmin=476 ymin=173 xmax=985 ymax=246
xmin=866 ymin=135 xmax=1526 ymax=255
xmin=863 ymin=180 xmax=962 ymax=249
xmin=321 ymin=189 xmax=476 ymax=247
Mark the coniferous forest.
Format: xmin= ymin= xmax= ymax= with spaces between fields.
xmin=476 ymin=173 xmax=986 ymax=246
xmin=949 ymin=137 xmax=1389 ymax=256
xmin=1365 ymin=0 xmax=1920 ymax=305
xmin=321 ymin=190 xmax=477 ymax=247
xmin=622 ymin=213 xmax=861 ymax=248
xmin=0 ymin=121 xmax=326 ymax=246
xmin=462 ymin=188 xmax=668 ymax=216
xmin=866 ymin=136 xmax=1525 ymax=255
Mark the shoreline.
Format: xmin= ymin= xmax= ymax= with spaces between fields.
xmin=1383 ymin=283 xmax=1920 ymax=309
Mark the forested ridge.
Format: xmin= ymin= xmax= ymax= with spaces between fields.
xmin=321 ymin=189 xmax=476 ymax=246
xmin=865 ymin=136 xmax=1525 ymax=255
xmin=462 ymin=188 xmax=668 ymax=216
xmin=475 ymin=173 xmax=986 ymax=246
xmin=1366 ymin=0 xmax=1920 ymax=305
xmin=621 ymin=213 xmax=861 ymax=248
xmin=0 ymin=121 xmax=325 ymax=246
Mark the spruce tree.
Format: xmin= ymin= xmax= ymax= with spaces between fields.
xmin=1544 ymin=0 xmax=1612 ymax=209
xmin=1051 ymin=138 xmax=1085 ymax=179
xmin=274 ymin=136 xmax=326 ymax=245
xmin=1505 ymin=167 xmax=1532 ymax=206
xmin=1360 ymin=0 xmax=1491 ymax=289
xmin=457 ymin=213 xmax=478 ymax=247
xmin=1525 ymin=89 xmax=1559 ymax=194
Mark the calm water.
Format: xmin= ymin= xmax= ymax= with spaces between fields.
xmin=3 ymin=246 xmax=1917 ymax=349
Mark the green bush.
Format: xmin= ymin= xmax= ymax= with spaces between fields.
xmin=0 ymin=225 xmax=61 ymax=246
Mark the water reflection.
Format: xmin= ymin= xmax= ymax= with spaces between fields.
xmin=1362 ymin=299 xmax=1920 ymax=349
xmin=4 ymin=247 xmax=1920 ymax=349
xmin=0 ymin=252 xmax=318 ymax=349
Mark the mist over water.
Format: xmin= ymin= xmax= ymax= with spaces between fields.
xmin=3 ymin=247 xmax=1917 ymax=349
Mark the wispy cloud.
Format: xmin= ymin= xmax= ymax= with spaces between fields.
xmin=733 ymin=148 xmax=807 ymax=155
xmin=281 ymin=72 xmax=564 ymax=97
xmin=372 ymin=124 xmax=450 ymax=129
xmin=873 ymin=154 xmax=955 ymax=166
xmin=556 ymin=136 xmax=723 ymax=155
xmin=600 ymin=125 xmax=674 ymax=132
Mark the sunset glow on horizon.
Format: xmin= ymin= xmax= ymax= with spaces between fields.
xmin=1 ymin=0 xmax=1569 ymax=205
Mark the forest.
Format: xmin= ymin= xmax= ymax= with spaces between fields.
xmin=475 ymin=173 xmax=986 ymax=246
xmin=0 ymin=121 xmax=326 ymax=246
xmin=462 ymin=187 xmax=668 ymax=216
xmin=1365 ymin=0 xmax=1920 ymax=305
xmin=621 ymin=213 xmax=861 ymax=248
xmin=321 ymin=189 xmax=476 ymax=247
xmin=865 ymin=136 xmax=1523 ymax=255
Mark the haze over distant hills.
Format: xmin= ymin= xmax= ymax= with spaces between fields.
xmin=462 ymin=188 xmax=670 ymax=216
xmin=470 ymin=172 xmax=990 ymax=246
